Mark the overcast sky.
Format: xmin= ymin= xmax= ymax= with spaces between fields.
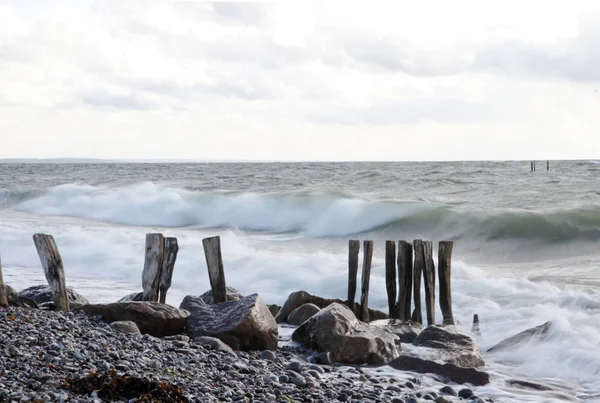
xmin=1 ymin=0 xmax=600 ymax=161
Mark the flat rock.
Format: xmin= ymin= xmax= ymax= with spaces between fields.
xmin=180 ymin=293 xmax=278 ymax=351
xmin=371 ymin=319 xmax=423 ymax=343
xmin=413 ymin=325 xmax=484 ymax=368
xmin=18 ymin=285 xmax=89 ymax=309
xmin=110 ymin=321 xmax=141 ymax=334
xmin=389 ymin=355 xmax=490 ymax=386
xmin=193 ymin=336 xmax=236 ymax=356
xmin=487 ymin=321 xmax=552 ymax=353
xmin=287 ymin=303 xmax=320 ymax=325
xmin=506 ymin=379 xmax=555 ymax=391
xmin=292 ymin=303 xmax=400 ymax=365
xmin=74 ymin=302 xmax=189 ymax=337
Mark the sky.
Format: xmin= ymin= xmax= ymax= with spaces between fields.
xmin=1 ymin=0 xmax=600 ymax=161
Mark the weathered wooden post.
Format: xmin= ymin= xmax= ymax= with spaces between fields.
xmin=412 ymin=240 xmax=424 ymax=324
xmin=438 ymin=241 xmax=455 ymax=325
xmin=360 ymin=240 xmax=373 ymax=322
xmin=472 ymin=313 xmax=480 ymax=334
xmin=33 ymin=234 xmax=69 ymax=311
xmin=385 ymin=241 xmax=397 ymax=318
xmin=347 ymin=240 xmax=360 ymax=310
xmin=142 ymin=233 xmax=165 ymax=302
xmin=159 ymin=237 xmax=179 ymax=304
xmin=0 ymin=255 xmax=8 ymax=307
xmin=203 ymin=236 xmax=227 ymax=304
xmin=423 ymin=241 xmax=436 ymax=326
xmin=396 ymin=241 xmax=413 ymax=321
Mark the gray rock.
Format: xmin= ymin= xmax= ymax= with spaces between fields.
xmin=458 ymin=388 xmax=473 ymax=398
xmin=389 ymin=355 xmax=490 ymax=386
xmin=287 ymin=303 xmax=321 ymax=325
xmin=180 ymin=293 xmax=278 ymax=351
xmin=110 ymin=321 xmax=141 ymax=334
xmin=287 ymin=361 xmax=303 ymax=373
xmin=434 ymin=397 xmax=452 ymax=403
xmin=439 ymin=385 xmax=457 ymax=396
xmin=413 ymin=325 xmax=484 ymax=368
xmin=193 ymin=336 xmax=236 ymax=356
xmin=292 ymin=303 xmax=400 ymax=365
xmin=487 ymin=322 xmax=552 ymax=353
xmin=260 ymin=350 xmax=276 ymax=361
xmin=4 ymin=284 xmax=18 ymax=305
xmin=18 ymin=285 xmax=89 ymax=308
xmin=118 ymin=292 xmax=144 ymax=302
xmin=309 ymin=351 xmax=333 ymax=365
xmin=370 ymin=319 xmax=423 ymax=343
xmin=199 ymin=286 xmax=243 ymax=304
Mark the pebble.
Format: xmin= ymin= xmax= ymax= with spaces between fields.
xmin=439 ymin=385 xmax=458 ymax=396
xmin=458 ymin=388 xmax=474 ymax=398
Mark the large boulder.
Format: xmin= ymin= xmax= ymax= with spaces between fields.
xmin=18 ymin=285 xmax=89 ymax=309
xmin=74 ymin=302 xmax=189 ymax=337
xmin=287 ymin=303 xmax=320 ymax=326
xmin=412 ymin=325 xmax=484 ymax=368
xmin=370 ymin=319 xmax=423 ymax=343
xmin=276 ymin=290 xmax=388 ymax=324
xmin=487 ymin=321 xmax=552 ymax=353
xmin=389 ymin=355 xmax=490 ymax=386
xmin=199 ymin=286 xmax=243 ymax=304
xmin=292 ymin=303 xmax=400 ymax=365
xmin=180 ymin=294 xmax=277 ymax=351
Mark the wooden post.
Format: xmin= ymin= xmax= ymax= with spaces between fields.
xmin=385 ymin=241 xmax=397 ymax=318
xmin=396 ymin=241 xmax=413 ymax=321
xmin=547 ymin=160 xmax=549 ymax=171
xmin=33 ymin=234 xmax=69 ymax=311
xmin=438 ymin=241 xmax=455 ymax=325
xmin=347 ymin=240 xmax=360 ymax=310
xmin=203 ymin=236 xmax=227 ymax=304
xmin=159 ymin=237 xmax=179 ymax=304
xmin=360 ymin=240 xmax=373 ymax=322
xmin=0 ymin=255 xmax=8 ymax=307
xmin=141 ymin=233 xmax=165 ymax=302
xmin=472 ymin=313 xmax=480 ymax=334
xmin=423 ymin=241 xmax=436 ymax=326
xmin=412 ymin=240 xmax=424 ymax=324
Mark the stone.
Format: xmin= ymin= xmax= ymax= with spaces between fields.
xmin=4 ymin=284 xmax=18 ymax=305
xmin=287 ymin=303 xmax=321 ymax=326
xmin=193 ymin=336 xmax=236 ymax=356
xmin=506 ymin=379 xmax=554 ymax=391
xmin=73 ymin=302 xmax=190 ymax=337
xmin=267 ymin=304 xmax=280 ymax=318
xmin=109 ymin=321 xmax=141 ymax=334
xmin=180 ymin=293 xmax=278 ymax=351
xmin=434 ymin=397 xmax=452 ymax=403
xmin=458 ymin=388 xmax=473 ymax=398
xmin=439 ymin=386 xmax=457 ymax=396
xmin=412 ymin=325 xmax=484 ymax=368
xmin=309 ymin=351 xmax=333 ymax=365
xmin=276 ymin=290 xmax=388 ymax=323
xmin=291 ymin=303 xmax=400 ymax=365
xmin=199 ymin=286 xmax=243 ymax=304
xmin=118 ymin=292 xmax=144 ymax=302
xmin=370 ymin=319 xmax=423 ymax=343
xmin=388 ymin=355 xmax=490 ymax=386
xmin=260 ymin=350 xmax=276 ymax=361
xmin=18 ymin=285 xmax=89 ymax=308
xmin=287 ymin=361 xmax=303 ymax=373
xmin=487 ymin=322 xmax=552 ymax=352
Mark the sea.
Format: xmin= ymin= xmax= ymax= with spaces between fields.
xmin=1 ymin=161 xmax=599 ymax=402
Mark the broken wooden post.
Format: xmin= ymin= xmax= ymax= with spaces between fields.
xmin=141 ymin=233 xmax=165 ymax=302
xmin=347 ymin=240 xmax=360 ymax=310
xmin=33 ymin=234 xmax=69 ymax=311
xmin=385 ymin=241 xmax=397 ymax=318
xmin=360 ymin=240 xmax=373 ymax=322
xmin=159 ymin=237 xmax=179 ymax=304
xmin=202 ymin=236 xmax=227 ymax=304
xmin=412 ymin=240 xmax=424 ymax=324
xmin=0 ymin=255 xmax=8 ymax=307
xmin=472 ymin=314 xmax=480 ymax=335
xmin=438 ymin=240 xmax=455 ymax=325
xmin=423 ymin=241 xmax=436 ymax=326
xmin=396 ymin=241 xmax=413 ymax=321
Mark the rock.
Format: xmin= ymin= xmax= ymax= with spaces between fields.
xmin=4 ymin=284 xmax=18 ymax=305
xmin=109 ymin=321 xmax=141 ymax=334
xmin=193 ymin=336 xmax=236 ymax=356
xmin=308 ymin=351 xmax=333 ymax=365
xmin=439 ymin=386 xmax=457 ymax=396
xmin=412 ymin=325 xmax=484 ymax=368
xmin=389 ymin=355 xmax=490 ymax=386
xmin=506 ymin=379 xmax=554 ymax=391
xmin=276 ymin=290 xmax=388 ymax=324
xmin=458 ymin=388 xmax=473 ymax=398
xmin=18 ymin=285 xmax=89 ymax=309
xmin=260 ymin=350 xmax=276 ymax=361
xmin=267 ymin=304 xmax=280 ymax=318
xmin=287 ymin=303 xmax=321 ymax=325
xmin=199 ymin=286 xmax=243 ymax=304
xmin=487 ymin=322 xmax=552 ymax=352
xmin=291 ymin=303 xmax=400 ymax=365
xmin=370 ymin=319 xmax=423 ymax=343
xmin=118 ymin=292 xmax=144 ymax=302
xmin=286 ymin=361 xmax=303 ymax=373
xmin=73 ymin=302 xmax=189 ymax=337
xmin=434 ymin=397 xmax=452 ymax=403
xmin=180 ymin=294 xmax=278 ymax=351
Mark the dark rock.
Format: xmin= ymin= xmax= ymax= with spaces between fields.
xmin=180 ymin=293 xmax=278 ymax=351
xmin=439 ymin=386 xmax=457 ymax=396
xmin=110 ymin=321 xmax=141 ymax=334
xmin=458 ymin=388 xmax=473 ymax=398
xmin=292 ymin=303 xmax=400 ymax=365
xmin=309 ymin=351 xmax=333 ymax=365
xmin=434 ymin=397 xmax=452 ymax=403
xmin=371 ymin=319 xmax=423 ymax=343
xmin=193 ymin=336 xmax=236 ymax=356
xmin=73 ymin=302 xmax=189 ymax=337
xmin=18 ymin=285 xmax=89 ymax=309
xmin=287 ymin=303 xmax=321 ymax=326
xmin=487 ymin=322 xmax=552 ymax=352
xmin=413 ymin=325 xmax=484 ymax=368
xmin=118 ymin=292 xmax=144 ymax=302
xmin=4 ymin=284 xmax=18 ymax=305
xmin=506 ymin=379 xmax=554 ymax=391
xmin=199 ymin=286 xmax=243 ymax=304
xmin=260 ymin=350 xmax=276 ymax=361
xmin=389 ymin=355 xmax=490 ymax=386
xmin=267 ymin=304 xmax=280 ymax=318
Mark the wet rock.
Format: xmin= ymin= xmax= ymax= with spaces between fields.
xmin=389 ymin=355 xmax=490 ymax=386
xmin=506 ymin=379 xmax=554 ymax=391
xmin=193 ymin=336 xmax=236 ymax=356
xmin=458 ymin=388 xmax=473 ymax=398
xmin=371 ymin=319 xmax=423 ymax=343
xmin=487 ymin=322 xmax=552 ymax=352
xmin=308 ymin=351 xmax=333 ymax=365
xmin=439 ymin=385 xmax=457 ymax=396
xmin=287 ymin=303 xmax=321 ymax=326
xmin=267 ymin=304 xmax=280 ymax=318
xmin=199 ymin=286 xmax=243 ymax=304
xmin=118 ymin=292 xmax=144 ymax=302
xmin=18 ymin=285 xmax=89 ymax=309
xmin=413 ymin=325 xmax=484 ymax=368
xmin=110 ymin=321 xmax=141 ymax=334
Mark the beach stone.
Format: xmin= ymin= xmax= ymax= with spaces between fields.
xmin=260 ymin=350 xmax=276 ymax=361
xmin=389 ymin=355 xmax=490 ymax=386
xmin=118 ymin=292 xmax=144 ymax=302
xmin=506 ymin=379 xmax=554 ymax=391
xmin=371 ymin=319 xmax=423 ymax=343
xmin=4 ymin=284 xmax=18 ymax=305
xmin=199 ymin=286 xmax=243 ymax=304
xmin=291 ymin=303 xmax=400 ymax=365
xmin=309 ymin=351 xmax=333 ymax=365
xmin=458 ymin=388 xmax=473 ymax=398
xmin=267 ymin=304 xmax=280 ymax=318
xmin=439 ymin=386 xmax=457 ymax=396
xmin=73 ymin=301 xmax=189 ymax=337
xmin=287 ymin=303 xmax=321 ymax=325
xmin=110 ymin=321 xmax=141 ymax=334
xmin=434 ymin=397 xmax=452 ymax=403
xmin=413 ymin=325 xmax=484 ymax=368
xmin=180 ymin=293 xmax=278 ymax=351
xmin=193 ymin=336 xmax=236 ymax=356
xmin=487 ymin=321 xmax=552 ymax=352
xmin=18 ymin=285 xmax=89 ymax=308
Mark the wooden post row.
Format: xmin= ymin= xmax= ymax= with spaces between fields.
xmin=412 ymin=240 xmax=424 ymax=324
xmin=360 ymin=240 xmax=374 ymax=322
xmin=202 ymin=236 xmax=227 ymax=304
xmin=142 ymin=234 xmax=165 ymax=302
xmin=438 ymin=241 xmax=454 ymax=325
xmin=423 ymin=241 xmax=436 ymax=326
xmin=385 ymin=241 xmax=396 ymax=318
xmin=33 ymin=234 xmax=70 ymax=312
xmin=0 ymin=255 xmax=8 ymax=307
xmin=159 ymin=237 xmax=179 ymax=304
xmin=347 ymin=240 xmax=360 ymax=311
xmin=397 ymin=241 xmax=413 ymax=321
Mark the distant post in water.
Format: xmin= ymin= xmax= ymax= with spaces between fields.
xmin=547 ymin=160 xmax=549 ymax=171
xmin=412 ymin=240 xmax=425 ymax=324
xmin=142 ymin=233 xmax=165 ymax=302
xmin=438 ymin=241 xmax=455 ymax=325
xmin=33 ymin=234 xmax=70 ymax=311
xmin=203 ymin=236 xmax=227 ymax=304
xmin=423 ymin=241 xmax=436 ymax=326
xmin=385 ymin=241 xmax=397 ymax=318
xmin=360 ymin=240 xmax=374 ymax=322
xmin=347 ymin=240 xmax=360 ymax=310
xmin=397 ymin=241 xmax=413 ymax=321
xmin=159 ymin=237 xmax=179 ymax=304
xmin=0 ymin=255 xmax=8 ymax=307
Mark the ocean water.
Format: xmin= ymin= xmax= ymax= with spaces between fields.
xmin=1 ymin=161 xmax=599 ymax=402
